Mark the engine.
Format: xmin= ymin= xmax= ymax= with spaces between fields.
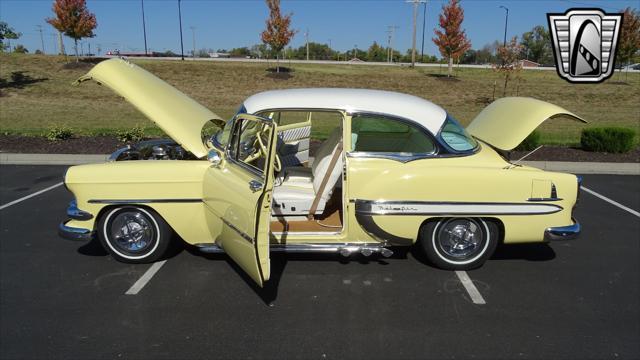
xmin=109 ymin=139 xmax=198 ymax=161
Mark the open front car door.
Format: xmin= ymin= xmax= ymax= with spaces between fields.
xmin=203 ymin=114 xmax=278 ymax=287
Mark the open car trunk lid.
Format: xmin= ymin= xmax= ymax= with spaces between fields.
xmin=466 ymin=97 xmax=586 ymax=151
xmin=75 ymin=58 xmax=222 ymax=158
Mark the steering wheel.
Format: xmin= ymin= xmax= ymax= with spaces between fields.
xmin=255 ymin=131 xmax=282 ymax=172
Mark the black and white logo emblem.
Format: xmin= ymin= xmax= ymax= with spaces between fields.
xmin=547 ymin=8 xmax=623 ymax=83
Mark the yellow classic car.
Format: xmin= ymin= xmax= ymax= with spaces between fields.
xmin=59 ymin=58 xmax=584 ymax=286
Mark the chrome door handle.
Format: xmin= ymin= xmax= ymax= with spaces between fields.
xmin=249 ymin=180 xmax=263 ymax=192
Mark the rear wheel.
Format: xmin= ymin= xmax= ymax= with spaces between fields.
xmin=420 ymin=218 xmax=498 ymax=270
xmin=98 ymin=206 xmax=172 ymax=263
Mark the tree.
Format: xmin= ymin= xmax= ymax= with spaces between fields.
xmin=367 ymin=41 xmax=387 ymax=62
xmin=521 ymin=25 xmax=552 ymax=65
xmin=433 ymin=0 xmax=471 ymax=77
xmin=618 ymin=7 xmax=640 ymax=71
xmin=0 ymin=22 xmax=21 ymax=52
xmin=260 ymin=0 xmax=296 ymax=72
xmin=46 ymin=0 xmax=97 ymax=61
xmin=13 ymin=44 xmax=28 ymax=54
xmin=494 ymin=36 xmax=524 ymax=96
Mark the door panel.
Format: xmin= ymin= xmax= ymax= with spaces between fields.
xmin=277 ymin=124 xmax=311 ymax=167
xmin=202 ymin=114 xmax=277 ymax=286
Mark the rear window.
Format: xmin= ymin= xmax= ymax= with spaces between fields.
xmin=438 ymin=115 xmax=478 ymax=152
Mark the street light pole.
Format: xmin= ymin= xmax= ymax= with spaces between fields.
xmin=178 ymin=0 xmax=185 ymax=60
xmin=141 ymin=0 xmax=148 ymax=55
xmin=499 ymin=5 xmax=509 ymax=46
xmin=420 ymin=1 xmax=427 ymax=62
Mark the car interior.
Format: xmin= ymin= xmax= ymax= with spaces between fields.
xmin=260 ymin=111 xmax=345 ymax=233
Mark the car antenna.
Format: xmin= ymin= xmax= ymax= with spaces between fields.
xmin=505 ymin=145 xmax=543 ymax=169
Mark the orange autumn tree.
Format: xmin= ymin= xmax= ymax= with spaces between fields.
xmin=433 ymin=0 xmax=471 ymax=77
xmin=47 ymin=0 xmax=96 ymax=61
xmin=261 ymin=0 xmax=296 ymax=73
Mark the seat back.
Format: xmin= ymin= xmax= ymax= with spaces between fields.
xmin=311 ymin=127 xmax=343 ymax=200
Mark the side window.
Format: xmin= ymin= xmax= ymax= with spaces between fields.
xmin=351 ymin=114 xmax=435 ymax=154
xmin=228 ymin=118 xmax=273 ymax=175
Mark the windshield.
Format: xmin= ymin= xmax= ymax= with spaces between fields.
xmin=212 ymin=105 xmax=246 ymax=149
xmin=438 ymin=115 xmax=478 ymax=152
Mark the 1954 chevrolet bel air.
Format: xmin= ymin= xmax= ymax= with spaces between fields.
xmin=59 ymin=58 xmax=584 ymax=286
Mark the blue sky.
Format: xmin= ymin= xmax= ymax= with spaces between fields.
xmin=1 ymin=0 xmax=636 ymax=56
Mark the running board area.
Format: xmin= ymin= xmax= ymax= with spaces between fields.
xmin=195 ymin=243 xmax=393 ymax=258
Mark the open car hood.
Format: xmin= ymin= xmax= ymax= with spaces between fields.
xmin=75 ymin=58 xmax=222 ymax=158
xmin=466 ymin=97 xmax=586 ymax=151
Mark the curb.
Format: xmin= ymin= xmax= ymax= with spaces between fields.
xmin=0 ymin=153 xmax=638 ymax=175
xmin=0 ymin=153 xmax=109 ymax=165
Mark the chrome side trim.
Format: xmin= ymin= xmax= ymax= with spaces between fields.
xmin=221 ymin=217 xmax=255 ymax=244
xmin=527 ymin=197 xmax=564 ymax=202
xmin=88 ymin=199 xmax=202 ymax=204
xmin=346 ymin=151 xmax=436 ymax=163
xmin=66 ymin=200 xmax=93 ymax=220
xmin=545 ymin=219 xmax=581 ymax=241
xmin=58 ymin=221 xmax=94 ymax=241
xmin=194 ymin=242 xmax=393 ymax=256
xmin=354 ymin=199 xmax=563 ymax=216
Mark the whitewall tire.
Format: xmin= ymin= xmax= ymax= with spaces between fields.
xmin=97 ymin=206 xmax=172 ymax=264
xmin=420 ymin=218 xmax=498 ymax=270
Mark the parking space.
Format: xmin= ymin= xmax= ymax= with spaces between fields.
xmin=1 ymin=166 xmax=638 ymax=359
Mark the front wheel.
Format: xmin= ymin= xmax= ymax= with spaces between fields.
xmin=419 ymin=218 xmax=498 ymax=270
xmin=97 ymin=206 xmax=172 ymax=264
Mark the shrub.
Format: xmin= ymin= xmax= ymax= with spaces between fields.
xmin=45 ymin=125 xmax=73 ymax=141
xmin=514 ymin=130 xmax=541 ymax=151
xmin=116 ymin=126 xmax=145 ymax=143
xmin=580 ymin=127 xmax=636 ymax=153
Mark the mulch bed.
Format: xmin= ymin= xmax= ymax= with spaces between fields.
xmin=1 ymin=135 xmax=638 ymax=163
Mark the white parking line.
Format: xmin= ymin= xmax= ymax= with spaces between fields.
xmin=125 ymin=260 xmax=167 ymax=295
xmin=0 ymin=182 xmax=64 ymax=211
xmin=455 ymin=271 xmax=486 ymax=305
xmin=582 ymin=186 xmax=640 ymax=218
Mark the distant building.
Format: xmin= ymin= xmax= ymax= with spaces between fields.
xmin=519 ymin=59 xmax=540 ymax=68
xmin=208 ymin=52 xmax=231 ymax=58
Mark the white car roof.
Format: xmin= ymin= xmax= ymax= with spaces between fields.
xmin=242 ymin=88 xmax=448 ymax=135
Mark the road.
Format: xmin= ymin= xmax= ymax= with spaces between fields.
xmin=1 ymin=165 xmax=638 ymax=359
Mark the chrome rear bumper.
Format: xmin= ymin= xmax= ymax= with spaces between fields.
xmin=58 ymin=221 xmax=94 ymax=241
xmin=545 ymin=219 xmax=581 ymax=241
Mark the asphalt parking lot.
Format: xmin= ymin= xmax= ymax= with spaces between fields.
xmin=1 ymin=165 xmax=638 ymax=360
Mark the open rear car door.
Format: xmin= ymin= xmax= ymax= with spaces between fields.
xmin=203 ymin=114 xmax=277 ymax=287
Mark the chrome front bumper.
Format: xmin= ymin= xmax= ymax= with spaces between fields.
xmin=545 ymin=219 xmax=581 ymax=241
xmin=58 ymin=221 xmax=94 ymax=241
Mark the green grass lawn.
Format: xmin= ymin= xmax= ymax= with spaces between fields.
xmin=1 ymin=53 xmax=638 ymax=145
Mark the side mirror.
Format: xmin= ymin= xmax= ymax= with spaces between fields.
xmin=207 ymin=149 xmax=223 ymax=167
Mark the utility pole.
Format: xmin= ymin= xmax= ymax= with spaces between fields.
xmin=141 ymin=0 xmax=148 ymax=55
xmin=36 ymin=25 xmax=45 ymax=54
xmin=499 ymin=5 xmax=509 ymax=47
xmin=305 ymin=29 xmax=309 ymax=61
xmin=386 ymin=25 xmax=399 ymax=63
xmin=406 ymin=0 xmax=426 ymax=67
xmin=88 ymin=43 xmax=91 ymax=56
xmin=190 ymin=26 xmax=196 ymax=58
xmin=420 ymin=1 xmax=427 ymax=62
xmin=178 ymin=0 xmax=185 ymax=60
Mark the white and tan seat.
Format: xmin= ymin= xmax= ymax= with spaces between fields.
xmin=272 ymin=127 xmax=342 ymax=217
